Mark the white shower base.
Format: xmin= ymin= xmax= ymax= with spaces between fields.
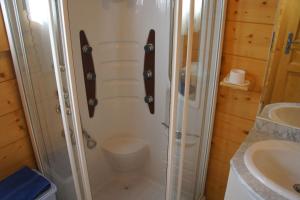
xmin=93 ymin=175 xmax=165 ymax=200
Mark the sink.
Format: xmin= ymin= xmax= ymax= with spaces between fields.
xmin=269 ymin=105 xmax=300 ymax=128
xmin=244 ymin=140 xmax=300 ymax=200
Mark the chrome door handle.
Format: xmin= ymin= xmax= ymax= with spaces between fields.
xmin=285 ymin=32 xmax=300 ymax=54
xmin=162 ymin=122 xmax=169 ymax=129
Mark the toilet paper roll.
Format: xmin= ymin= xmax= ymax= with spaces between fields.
xmin=228 ymin=69 xmax=246 ymax=85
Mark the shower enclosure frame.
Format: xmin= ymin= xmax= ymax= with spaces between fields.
xmin=167 ymin=0 xmax=226 ymax=199
xmin=0 ymin=0 xmax=227 ymax=199
xmin=0 ymin=0 xmax=44 ymax=171
xmin=0 ymin=0 xmax=92 ymax=199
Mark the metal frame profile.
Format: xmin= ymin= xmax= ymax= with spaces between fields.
xmin=1 ymin=0 xmax=226 ymax=199
xmin=166 ymin=0 xmax=227 ymax=199
xmin=0 ymin=0 xmax=93 ymax=199
xmin=0 ymin=0 xmax=44 ymax=172
xmin=50 ymin=0 xmax=93 ymax=199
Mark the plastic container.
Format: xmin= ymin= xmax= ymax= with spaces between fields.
xmin=34 ymin=170 xmax=57 ymax=200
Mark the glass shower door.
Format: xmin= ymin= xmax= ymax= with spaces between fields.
xmin=0 ymin=0 xmax=90 ymax=199
xmin=57 ymin=0 xmax=173 ymax=199
xmin=1 ymin=0 xmax=226 ymax=199
xmin=167 ymin=0 xmax=226 ymax=199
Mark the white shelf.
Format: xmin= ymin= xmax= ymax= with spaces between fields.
xmin=220 ymin=76 xmax=250 ymax=91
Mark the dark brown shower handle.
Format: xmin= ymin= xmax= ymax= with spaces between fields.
xmin=80 ymin=30 xmax=97 ymax=118
xmin=143 ymin=29 xmax=155 ymax=114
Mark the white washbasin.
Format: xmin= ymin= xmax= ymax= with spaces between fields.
xmin=244 ymin=140 xmax=300 ymax=200
xmin=269 ymin=105 xmax=300 ymax=128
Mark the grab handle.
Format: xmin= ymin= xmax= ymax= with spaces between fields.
xmin=143 ymin=29 xmax=155 ymax=114
xmin=80 ymin=30 xmax=97 ymax=118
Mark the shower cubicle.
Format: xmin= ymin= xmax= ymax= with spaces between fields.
xmin=0 ymin=0 xmax=226 ymax=199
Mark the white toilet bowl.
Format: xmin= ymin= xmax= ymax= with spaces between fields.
xmin=101 ymin=136 xmax=149 ymax=172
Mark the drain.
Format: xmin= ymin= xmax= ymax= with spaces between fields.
xmin=123 ymin=186 xmax=129 ymax=190
xmin=293 ymin=184 xmax=300 ymax=193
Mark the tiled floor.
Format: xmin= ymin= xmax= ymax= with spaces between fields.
xmin=94 ymin=175 xmax=165 ymax=200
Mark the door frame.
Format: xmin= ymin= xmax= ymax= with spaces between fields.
xmin=261 ymin=0 xmax=300 ymax=107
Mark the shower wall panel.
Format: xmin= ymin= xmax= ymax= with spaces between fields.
xmin=67 ymin=0 xmax=171 ymax=194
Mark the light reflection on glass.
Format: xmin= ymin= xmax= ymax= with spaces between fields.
xmin=182 ymin=0 xmax=203 ymax=34
xmin=26 ymin=0 xmax=48 ymax=24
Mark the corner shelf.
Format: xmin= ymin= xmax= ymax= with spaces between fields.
xmin=220 ymin=76 xmax=251 ymax=91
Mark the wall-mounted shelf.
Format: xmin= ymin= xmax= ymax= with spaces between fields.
xmin=220 ymin=76 xmax=251 ymax=91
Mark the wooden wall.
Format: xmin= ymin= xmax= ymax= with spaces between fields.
xmin=204 ymin=1 xmax=278 ymax=199
xmin=0 ymin=7 xmax=36 ymax=179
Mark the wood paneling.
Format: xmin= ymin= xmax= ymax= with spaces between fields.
xmin=209 ymin=136 xmax=241 ymax=164
xmin=205 ymin=158 xmax=230 ymax=200
xmin=213 ymin=112 xmax=253 ymax=144
xmin=0 ymin=9 xmax=9 ymax=52
xmin=220 ymin=55 xmax=266 ymax=92
xmin=205 ymin=183 xmax=226 ymax=200
xmin=223 ymin=21 xmax=274 ymax=60
xmin=269 ymin=0 xmax=300 ymax=103
xmin=227 ymin=0 xmax=278 ymax=24
xmin=216 ymin=87 xmax=261 ymax=120
xmin=0 ymin=157 xmax=36 ymax=180
xmin=0 ymin=52 xmax=15 ymax=82
xmin=206 ymin=158 xmax=230 ymax=186
xmin=205 ymin=0 xmax=279 ymax=199
xmin=0 ymin=79 xmax=22 ymax=116
xmin=0 ymin=6 xmax=36 ymax=180
xmin=0 ymin=138 xmax=36 ymax=179
xmin=261 ymin=0 xmax=288 ymax=104
xmin=283 ymin=72 xmax=300 ymax=102
xmin=0 ymin=137 xmax=34 ymax=170
xmin=0 ymin=110 xmax=28 ymax=147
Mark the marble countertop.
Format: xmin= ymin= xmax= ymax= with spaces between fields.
xmin=230 ymin=117 xmax=300 ymax=200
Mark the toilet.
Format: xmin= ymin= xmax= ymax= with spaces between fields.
xmin=101 ymin=136 xmax=149 ymax=172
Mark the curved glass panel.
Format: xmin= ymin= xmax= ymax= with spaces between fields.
xmin=2 ymin=0 xmax=83 ymax=199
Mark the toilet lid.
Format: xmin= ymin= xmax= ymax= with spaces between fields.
xmin=101 ymin=136 xmax=147 ymax=155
